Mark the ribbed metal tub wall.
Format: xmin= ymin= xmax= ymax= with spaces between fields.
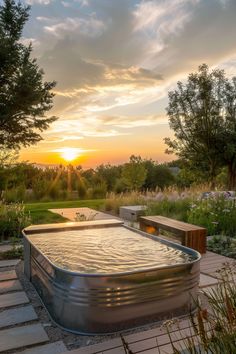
xmin=23 ymin=225 xmax=201 ymax=334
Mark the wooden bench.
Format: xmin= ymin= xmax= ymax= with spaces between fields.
xmin=139 ymin=215 xmax=206 ymax=253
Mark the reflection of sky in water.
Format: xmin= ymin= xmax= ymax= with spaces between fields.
xmin=28 ymin=227 xmax=194 ymax=274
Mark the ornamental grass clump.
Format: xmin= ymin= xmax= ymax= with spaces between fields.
xmin=104 ymin=191 xmax=146 ymax=214
xmin=165 ymin=263 xmax=236 ymax=353
xmin=146 ymin=197 xmax=192 ymax=222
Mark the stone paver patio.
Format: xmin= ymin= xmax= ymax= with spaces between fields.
xmin=0 ymin=251 xmax=229 ymax=353
xmin=0 ymin=211 xmax=235 ymax=353
xmin=0 ymin=291 xmax=29 ymax=308
xmin=0 ymin=305 xmax=38 ymax=328
xmin=0 ymin=323 xmax=49 ymax=352
xmin=0 ymin=269 xmax=17 ymax=281
xmin=49 ymin=207 xmax=120 ymax=222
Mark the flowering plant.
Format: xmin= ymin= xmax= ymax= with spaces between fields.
xmin=187 ymin=195 xmax=236 ymax=236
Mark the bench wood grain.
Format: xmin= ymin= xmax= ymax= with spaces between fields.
xmin=140 ymin=215 xmax=206 ymax=253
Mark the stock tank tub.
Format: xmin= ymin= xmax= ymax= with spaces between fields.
xmin=23 ymin=219 xmax=201 ymax=334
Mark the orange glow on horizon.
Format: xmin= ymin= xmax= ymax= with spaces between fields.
xmin=19 ymin=126 xmax=175 ymax=168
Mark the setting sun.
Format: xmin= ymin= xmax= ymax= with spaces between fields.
xmin=60 ymin=148 xmax=79 ymax=162
xmin=49 ymin=147 xmax=96 ymax=165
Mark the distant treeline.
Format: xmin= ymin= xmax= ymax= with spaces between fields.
xmin=0 ymin=155 xmax=228 ymax=202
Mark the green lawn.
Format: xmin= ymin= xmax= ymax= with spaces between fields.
xmin=25 ymin=199 xmax=106 ymax=225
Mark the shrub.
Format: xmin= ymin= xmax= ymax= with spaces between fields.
xmin=146 ymin=197 xmax=192 ymax=222
xmin=77 ymin=178 xmax=87 ymax=199
xmin=187 ymin=196 xmax=236 ymax=236
xmin=32 ymin=178 xmax=49 ymax=200
xmin=208 ymin=236 xmax=236 ymax=259
xmin=0 ymin=202 xmax=31 ymax=241
xmin=90 ymin=182 xmax=107 ymax=199
xmin=0 ymin=246 xmax=23 ymax=260
xmin=3 ymin=185 xmax=26 ymax=203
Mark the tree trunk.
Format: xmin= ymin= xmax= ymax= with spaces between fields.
xmin=209 ymin=162 xmax=217 ymax=190
xmin=227 ymin=164 xmax=236 ymax=190
xmin=210 ymin=179 xmax=216 ymax=190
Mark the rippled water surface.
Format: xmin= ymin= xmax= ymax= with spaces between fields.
xmin=28 ymin=227 xmax=195 ymax=274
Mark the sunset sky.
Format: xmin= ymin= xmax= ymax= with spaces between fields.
xmin=19 ymin=0 xmax=236 ymax=167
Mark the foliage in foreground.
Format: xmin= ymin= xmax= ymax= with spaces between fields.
xmin=208 ymin=236 xmax=236 ymax=259
xmin=0 ymin=245 xmax=23 ymax=260
xmin=120 ymin=265 xmax=236 ymax=353
xmin=146 ymin=197 xmax=192 ymax=222
xmin=165 ymin=264 xmax=236 ymax=353
xmin=105 ymin=191 xmax=236 ymax=254
xmin=187 ymin=194 xmax=236 ymax=236
xmin=0 ymin=202 xmax=31 ymax=240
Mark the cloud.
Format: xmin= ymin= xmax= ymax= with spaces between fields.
xmin=44 ymin=119 xmax=127 ymax=140
xmin=134 ymin=0 xmax=197 ymax=33
xmin=218 ymin=56 xmax=236 ymax=78
xmin=44 ymin=15 xmax=106 ymax=38
xmin=99 ymin=114 xmax=167 ymax=128
xmin=61 ymin=0 xmax=89 ymax=8
xmin=51 ymin=147 xmax=94 ymax=153
xmin=25 ymin=0 xmax=236 ymax=145
xmin=20 ymin=37 xmax=40 ymax=47
xmin=149 ymin=0 xmax=236 ymax=77
xmin=41 ymin=113 xmax=166 ymax=147
xmin=40 ymin=135 xmax=84 ymax=143
xmin=26 ymin=0 xmax=52 ymax=5
xmin=36 ymin=16 xmax=57 ymax=22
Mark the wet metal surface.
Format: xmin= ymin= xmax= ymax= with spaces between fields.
xmin=23 ymin=220 xmax=201 ymax=334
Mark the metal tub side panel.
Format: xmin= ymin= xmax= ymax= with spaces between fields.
xmin=23 ymin=235 xmax=31 ymax=279
xmin=30 ymin=245 xmax=200 ymax=334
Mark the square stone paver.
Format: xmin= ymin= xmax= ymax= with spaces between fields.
xmin=0 ymin=305 xmax=38 ymax=328
xmin=0 ymin=259 xmax=20 ymax=268
xmin=0 ymin=279 xmax=22 ymax=294
xmin=199 ymin=273 xmax=219 ymax=288
xmin=18 ymin=341 xmax=67 ymax=354
xmin=0 ymin=269 xmax=17 ymax=281
xmin=0 ymin=245 xmax=13 ymax=253
xmin=0 ymin=323 xmax=49 ymax=352
xmin=49 ymin=207 xmax=120 ymax=221
xmin=0 ymin=291 xmax=29 ymax=309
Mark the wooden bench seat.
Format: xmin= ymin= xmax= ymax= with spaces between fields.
xmin=140 ymin=215 xmax=206 ymax=253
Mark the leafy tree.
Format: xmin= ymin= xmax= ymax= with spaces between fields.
xmin=168 ymin=159 xmax=210 ymax=188
xmin=77 ymin=177 xmax=87 ymax=199
xmin=165 ymin=64 xmax=236 ymax=189
xmin=220 ymin=79 xmax=236 ymax=189
xmin=143 ymin=159 xmax=175 ymax=190
xmin=0 ymin=145 xmax=18 ymax=166
xmin=0 ymin=0 xmax=57 ymax=148
xmin=96 ymin=164 xmax=121 ymax=192
xmin=122 ymin=155 xmax=147 ymax=191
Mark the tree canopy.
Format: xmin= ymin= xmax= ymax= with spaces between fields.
xmin=0 ymin=0 xmax=57 ymax=149
xmin=165 ymin=64 xmax=236 ymax=189
xmin=121 ymin=155 xmax=147 ymax=190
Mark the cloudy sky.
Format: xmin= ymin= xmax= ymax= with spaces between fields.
xmin=19 ymin=0 xmax=236 ymax=166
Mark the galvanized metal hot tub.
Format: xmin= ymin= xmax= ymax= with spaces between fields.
xmin=23 ymin=219 xmax=201 ymax=334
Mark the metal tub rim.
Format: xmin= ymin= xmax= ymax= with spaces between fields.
xmin=22 ymin=224 xmax=201 ymax=278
